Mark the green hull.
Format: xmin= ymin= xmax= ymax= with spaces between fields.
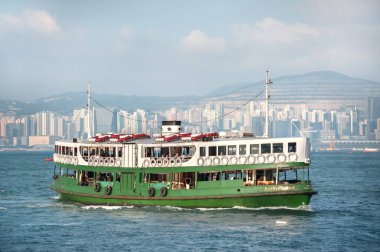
xmin=56 ymin=190 xmax=314 ymax=208
xmin=51 ymin=161 xmax=316 ymax=208
xmin=51 ymin=178 xmax=316 ymax=208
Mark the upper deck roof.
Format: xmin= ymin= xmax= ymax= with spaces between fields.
xmin=56 ymin=133 xmax=304 ymax=146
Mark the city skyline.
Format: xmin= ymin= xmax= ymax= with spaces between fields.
xmin=1 ymin=1 xmax=379 ymax=101
xmin=2 ymin=96 xmax=380 ymax=149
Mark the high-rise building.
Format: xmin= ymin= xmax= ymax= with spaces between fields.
xmin=93 ymin=107 xmax=117 ymax=134
xmin=350 ymin=106 xmax=359 ymax=136
xmin=336 ymin=112 xmax=350 ymax=137
xmin=368 ymin=97 xmax=380 ymax=133
xmin=272 ymin=120 xmax=290 ymax=137
xmin=290 ymin=119 xmax=301 ymax=137
xmin=252 ymin=116 xmax=265 ymax=137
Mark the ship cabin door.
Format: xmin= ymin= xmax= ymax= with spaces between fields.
xmin=121 ymin=172 xmax=136 ymax=194
xmin=123 ymin=143 xmax=137 ymax=168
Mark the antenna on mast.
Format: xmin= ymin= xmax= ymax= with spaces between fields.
xmin=263 ymin=69 xmax=272 ymax=138
xmin=86 ymin=83 xmax=92 ymax=139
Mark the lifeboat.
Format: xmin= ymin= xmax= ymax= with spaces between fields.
xmin=118 ymin=135 xmax=132 ymax=143
xmin=95 ymin=135 xmax=110 ymax=142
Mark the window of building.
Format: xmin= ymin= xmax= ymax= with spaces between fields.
xmin=288 ymin=142 xmax=297 ymax=153
xmin=161 ymin=147 xmax=169 ymax=157
xmin=209 ymin=146 xmax=217 ymax=156
xmin=250 ymin=144 xmax=259 ymax=154
xmin=273 ymin=143 xmax=283 ymax=153
xmin=261 ymin=143 xmax=271 ymax=154
xmin=239 ymin=145 xmax=246 ymax=155
xmin=147 ymin=173 xmax=168 ymax=183
xmin=228 ymin=145 xmax=237 ymax=155
xmin=200 ymin=147 xmax=206 ymax=157
xmin=218 ymin=146 xmax=226 ymax=156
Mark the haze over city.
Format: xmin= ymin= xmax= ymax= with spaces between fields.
xmin=0 ymin=0 xmax=379 ymax=101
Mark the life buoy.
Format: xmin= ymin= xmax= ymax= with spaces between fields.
xmin=238 ymin=156 xmax=247 ymax=164
xmin=105 ymin=185 xmax=112 ymax=195
xmin=162 ymin=158 xmax=169 ymax=167
xmin=221 ymin=156 xmax=229 ymax=165
xmin=156 ymin=158 xmax=163 ymax=167
xmin=94 ymin=182 xmax=101 ymax=192
xmin=169 ymin=158 xmax=176 ymax=167
xmin=160 ymin=187 xmax=168 ymax=197
xmin=229 ymin=156 xmax=238 ymax=165
xmin=150 ymin=158 xmax=157 ymax=167
xmin=278 ymin=154 xmax=286 ymax=163
xmin=175 ymin=157 xmax=182 ymax=167
xmin=104 ymin=158 xmax=109 ymax=166
xmin=115 ymin=158 xmax=122 ymax=167
xmin=197 ymin=157 xmax=204 ymax=166
xmin=257 ymin=154 xmax=265 ymax=164
xmin=213 ymin=156 xmax=221 ymax=165
xmin=94 ymin=157 xmax=99 ymax=166
xmin=247 ymin=155 xmax=255 ymax=164
xmin=98 ymin=158 xmax=104 ymax=167
xmin=206 ymin=157 xmax=213 ymax=166
xmin=73 ymin=157 xmax=78 ymax=166
xmin=289 ymin=153 xmax=298 ymax=162
xmin=88 ymin=157 xmax=93 ymax=166
xmin=109 ymin=158 xmax=115 ymax=166
xmin=267 ymin=154 xmax=276 ymax=163
xmin=148 ymin=187 xmax=155 ymax=197
xmin=143 ymin=159 xmax=150 ymax=168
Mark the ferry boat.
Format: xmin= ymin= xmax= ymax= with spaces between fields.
xmin=50 ymin=71 xmax=317 ymax=208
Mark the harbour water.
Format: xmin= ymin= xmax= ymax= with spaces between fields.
xmin=0 ymin=151 xmax=379 ymax=251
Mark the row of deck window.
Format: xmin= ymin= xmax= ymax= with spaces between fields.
xmin=55 ymin=145 xmax=78 ymax=156
xmin=55 ymin=145 xmax=123 ymax=158
xmin=143 ymin=146 xmax=195 ymax=158
xmin=200 ymin=142 xmax=296 ymax=157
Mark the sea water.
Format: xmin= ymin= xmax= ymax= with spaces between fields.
xmin=0 ymin=151 xmax=379 ymax=251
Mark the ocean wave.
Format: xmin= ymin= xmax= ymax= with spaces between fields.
xmin=275 ymin=220 xmax=288 ymax=226
xmin=25 ymin=203 xmax=57 ymax=208
xmin=0 ymin=206 xmax=7 ymax=210
xmin=233 ymin=205 xmax=312 ymax=211
xmin=136 ymin=205 xmax=313 ymax=212
xmin=159 ymin=206 xmax=191 ymax=211
xmin=81 ymin=205 xmax=134 ymax=210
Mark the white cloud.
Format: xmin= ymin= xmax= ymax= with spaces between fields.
xmin=232 ymin=17 xmax=319 ymax=45
xmin=181 ymin=30 xmax=227 ymax=54
xmin=120 ymin=25 xmax=135 ymax=41
xmin=0 ymin=9 xmax=60 ymax=34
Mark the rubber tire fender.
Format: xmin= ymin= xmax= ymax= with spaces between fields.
xmin=94 ymin=182 xmax=101 ymax=192
xmin=105 ymin=185 xmax=112 ymax=195
xmin=148 ymin=187 xmax=155 ymax=197
xmin=160 ymin=187 xmax=168 ymax=197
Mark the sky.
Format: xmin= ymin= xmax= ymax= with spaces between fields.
xmin=0 ymin=0 xmax=379 ymax=101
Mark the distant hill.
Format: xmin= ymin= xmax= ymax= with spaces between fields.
xmin=206 ymin=71 xmax=380 ymax=109
xmin=0 ymin=92 xmax=202 ymax=116
xmin=1 ymin=71 xmax=379 ymax=116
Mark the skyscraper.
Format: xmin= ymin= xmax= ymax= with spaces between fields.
xmin=93 ymin=107 xmax=117 ymax=134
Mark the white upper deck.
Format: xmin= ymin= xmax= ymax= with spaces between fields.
xmin=54 ymin=133 xmax=310 ymax=169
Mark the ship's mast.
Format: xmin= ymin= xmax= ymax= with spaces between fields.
xmin=263 ymin=70 xmax=272 ymax=138
xmin=86 ymin=83 xmax=92 ymax=139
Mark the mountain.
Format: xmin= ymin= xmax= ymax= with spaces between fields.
xmin=206 ymin=71 xmax=380 ymax=109
xmin=0 ymin=92 xmax=202 ymax=116
xmin=1 ymin=71 xmax=379 ymax=116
